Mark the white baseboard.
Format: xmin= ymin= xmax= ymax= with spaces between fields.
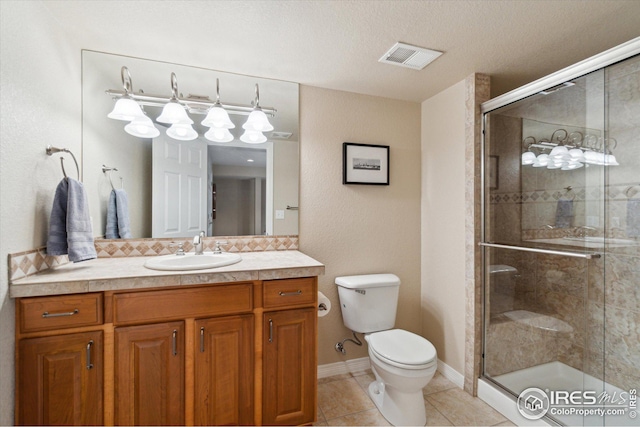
xmin=436 ymin=359 xmax=465 ymax=389
xmin=318 ymin=356 xmax=465 ymax=389
xmin=317 ymin=357 xmax=370 ymax=378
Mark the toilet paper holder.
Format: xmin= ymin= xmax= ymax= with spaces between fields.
xmin=318 ymin=303 xmax=328 ymax=311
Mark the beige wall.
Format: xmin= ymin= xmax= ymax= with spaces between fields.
xmin=299 ymin=86 xmax=422 ymax=365
xmin=421 ymin=80 xmax=467 ymax=374
xmin=0 ymin=2 xmax=82 ymax=424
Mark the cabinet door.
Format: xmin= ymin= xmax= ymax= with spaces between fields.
xmin=115 ymin=322 xmax=184 ymax=425
xmin=194 ymin=315 xmax=254 ymax=426
xmin=18 ymin=331 xmax=103 ymax=425
xmin=263 ymin=308 xmax=316 ymax=425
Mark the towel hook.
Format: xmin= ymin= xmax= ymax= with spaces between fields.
xmin=102 ymin=165 xmax=122 ymax=190
xmin=563 ymin=186 xmax=575 ymax=201
xmin=46 ymin=145 xmax=79 ymax=180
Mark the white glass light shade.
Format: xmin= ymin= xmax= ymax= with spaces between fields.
xmin=549 ymin=145 xmax=569 ymax=159
xmin=521 ymin=151 xmax=536 ymax=165
xmin=561 ymin=162 xmax=584 ymax=171
xmin=157 ymin=101 xmax=193 ymax=124
xmin=584 ymin=151 xmax=605 ymax=165
xmin=166 ymin=123 xmax=198 ymax=141
xmin=124 ymin=115 xmax=160 ymax=138
xmin=568 ymin=148 xmax=585 ymax=162
xmin=242 ymin=109 xmax=274 ymax=132
xmin=205 ymin=127 xmax=234 ymax=143
xmin=108 ymin=97 xmax=145 ymax=121
xmin=240 ymin=129 xmax=267 ymax=144
xmin=202 ymin=106 xmax=235 ymax=129
xmin=532 ymin=154 xmax=549 ymax=167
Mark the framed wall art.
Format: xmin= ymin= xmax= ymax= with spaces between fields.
xmin=342 ymin=142 xmax=390 ymax=185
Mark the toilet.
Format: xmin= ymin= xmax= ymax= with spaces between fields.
xmin=335 ymin=274 xmax=437 ymax=426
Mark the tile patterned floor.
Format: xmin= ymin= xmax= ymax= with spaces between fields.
xmin=316 ymin=371 xmax=515 ymax=426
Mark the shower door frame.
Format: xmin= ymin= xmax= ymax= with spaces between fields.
xmin=476 ymin=37 xmax=640 ymax=422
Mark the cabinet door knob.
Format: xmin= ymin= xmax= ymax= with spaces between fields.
xmin=279 ymin=290 xmax=302 ymax=297
xmin=268 ymin=319 xmax=273 ymax=343
xmin=200 ymin=327 xmax=205 ymax=353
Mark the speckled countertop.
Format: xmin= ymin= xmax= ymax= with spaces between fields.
xmin=10 ymin=251 xmax=325 ymax=298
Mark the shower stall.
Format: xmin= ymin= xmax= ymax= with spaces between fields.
xmin=480 ymin=40 xmax=639 ymax=426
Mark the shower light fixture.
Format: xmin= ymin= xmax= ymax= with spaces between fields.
xmin=106 ymin=67 xmax=276 ymax=144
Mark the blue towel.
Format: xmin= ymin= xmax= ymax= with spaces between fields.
xmin=47 ymin=178 xmax=97 ymax=262
xmin=106 ymin=189 xmax=132 ymax=239
xmin=627 ymin=198 xmax=640 ymax=237
xmin=555 ymin=198 xmax=574 ymax=228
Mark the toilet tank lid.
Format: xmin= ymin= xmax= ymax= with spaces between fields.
xmin=335 ymin=274 xmax=400 ymax=289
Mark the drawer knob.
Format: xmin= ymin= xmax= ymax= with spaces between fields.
xmin=42 ymin=308 xmax=79 ymax=318
xmin=278 ymin=290 xmax=302 ymax=297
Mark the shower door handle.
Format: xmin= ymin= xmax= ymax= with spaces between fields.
xmin=479 ymin=242 xmax=601 ymax=259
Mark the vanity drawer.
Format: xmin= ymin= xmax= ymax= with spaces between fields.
xmin=263 ymin=277 xmax=316 ymax=309
xmin=18 ymin=293 xmax=103 ymax=333
xmin=113 ymin=283 xmax=253 ymax=325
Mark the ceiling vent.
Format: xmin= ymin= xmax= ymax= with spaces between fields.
xmin=378 ymin=42 xmax=442 ymax=70
xmin=270 ymin=131 xmax=292 ymax=140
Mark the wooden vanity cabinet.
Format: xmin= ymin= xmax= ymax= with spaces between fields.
xmin=15 ymin=293 xmax=105 ymax=426
xmin=114 ymin=321 xmax=185 ymax=425
xmin=18 ymin=330 xmax=104 ymax=426
xmin=262 ymin=278 xmax=318 ymax=426
xmin=16 ymin=277 xmax=317 ymax=426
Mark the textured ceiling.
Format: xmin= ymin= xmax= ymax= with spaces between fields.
xmin=43 ymin=0 xmax=640 ymax=102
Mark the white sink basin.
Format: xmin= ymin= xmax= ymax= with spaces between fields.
xmin=144 ymin=252 xmax=242 ymax=271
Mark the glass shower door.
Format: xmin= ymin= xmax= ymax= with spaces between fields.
xmin=482 ymin=67 xmax=609 ymax=426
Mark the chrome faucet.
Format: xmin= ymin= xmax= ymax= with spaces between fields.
xmin=193 ymin=231 xmax=206 ymax=255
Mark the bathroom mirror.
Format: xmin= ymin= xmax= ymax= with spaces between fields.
xmin=82 ymin=50 xmax=299 ymax=239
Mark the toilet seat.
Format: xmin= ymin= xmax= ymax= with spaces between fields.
xmin=367 ymin=329 xmax=437 ymax=370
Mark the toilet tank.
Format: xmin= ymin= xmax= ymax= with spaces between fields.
xmin=335 ymin=274 xmax=400 ymax=333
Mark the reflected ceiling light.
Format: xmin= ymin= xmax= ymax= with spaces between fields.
xmin=520 ymin=132 xmax=619 ymax=171
xmin=205 ymin=127 xmax=234 ymax=143
xmin=167 ymin=123 xmax=198 ymax=141
xmin=107 ymin=67 xmax=145 ymax=121
xmin=240 ymin=129 xmax=267 ymax=144
xmin=242 ymin=84 xmax=274 ymax=132
xmin=521 ymin=151 xmax=536 ymax=165
xmin=124 ymin=115 xmax=160 ymax=138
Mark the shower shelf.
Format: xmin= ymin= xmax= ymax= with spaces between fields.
xmin=503 ymin=310 xmax=573 ymax=333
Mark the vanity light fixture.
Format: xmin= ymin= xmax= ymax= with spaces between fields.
xmin=124 ymin=115 xmax=160 ymax=138
xmin=202 ymin=78 xmax=235 ymax=143
xmin=107 ymin=67 xmax=145 ymax=121
xmin=520 ymin=130 xmax=620 ymax=170
xmin=106 ymin=67 xmax=277 ymax=143
xmin=240 ymin=129 xmax=268 ymax=144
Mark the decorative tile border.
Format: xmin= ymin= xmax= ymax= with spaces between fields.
xmin=489 ymin=183 xmax=639 ymax=204
xmin=9 ymin=235 xmax=298 ymax=282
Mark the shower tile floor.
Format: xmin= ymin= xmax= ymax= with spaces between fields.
xmin=316 ymin=370 xmax=514 ymax=426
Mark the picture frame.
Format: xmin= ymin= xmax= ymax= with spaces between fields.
xmin=342 ymin=142 xmax=390 ymax=185
xmin=489 ymin=155 xmax=499 ymax=190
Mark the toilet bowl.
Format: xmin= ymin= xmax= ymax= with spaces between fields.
xmin=335 ymin=274 xmax=438 ymax=426
xmin=365 ymin=329 xmax=437 ymax=426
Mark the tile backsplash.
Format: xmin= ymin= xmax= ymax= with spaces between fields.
xmin=9 ymin=235 xmax=298 ymax=282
